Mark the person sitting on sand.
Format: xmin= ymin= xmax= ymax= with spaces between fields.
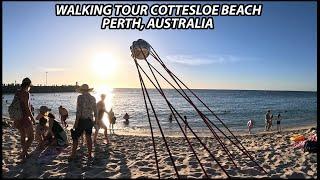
xmin=247 ymin=119 xmax=254 ymax=134
xmin=12 ymin=78 xmax=36 ymax=160
xmin=35 ymin=106 xmax=51 ymax=150
xmin=58 ymin=105 xmax=68 ymax=128
xmin=93 ymin=94 xmax=109 ymax=144
xmin=276 ymin=113 xmax=282 ymax=133
xmin=47 ymin=113 xmax=68 ymax=147
xmin=123 ymin=113 xmax=130 ymax=125
xmin=69 ymin=84 xmax=97 ymax=160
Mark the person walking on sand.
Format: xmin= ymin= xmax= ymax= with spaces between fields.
xmin=265 ymin=110 xmax=272 ymax=131
xmin=93 ymin=94 xmax=109 ymax=144
xmin=69 ymin=84 xmax=97 ymax=161
xmin=123 ymin=112 xmax=130 ymax=125
xmin=58 ymin=105 xmax=69 ymax=128
xmin=10 ymin=78 xmax=36 ymax=161
xmin=247 ymin=119 xmax=254 ymax=134
xmin=276 ymin=113 xmax=282 ymax=132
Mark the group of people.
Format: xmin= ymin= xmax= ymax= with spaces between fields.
xmin=9 ymin=78 xmax=68 ymax=160
xmin=247 ymin=110 xmax=283 ymax=134
xmin=9 ymin=77 xmax=131 ymax=161
xmin=168 ymin=114 xmax=189 ymax=133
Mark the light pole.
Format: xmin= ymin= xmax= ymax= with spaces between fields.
xmin=46 ymin=72 xmax=48 ymax=86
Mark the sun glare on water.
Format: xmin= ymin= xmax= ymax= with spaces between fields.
xmin=93 ymin=84 xmax=114 ymax=128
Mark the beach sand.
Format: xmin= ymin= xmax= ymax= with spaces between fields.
xmin=2 ymin=117 xmax=317 ymax=178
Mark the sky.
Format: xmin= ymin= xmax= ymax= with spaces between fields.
xmin=2 ymin=1 xmax=317 ymax=91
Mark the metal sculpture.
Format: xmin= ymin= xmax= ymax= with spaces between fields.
xmin=130 ymin=39 xmax=267 ymax=178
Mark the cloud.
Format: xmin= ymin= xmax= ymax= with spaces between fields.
xmin=38 ymin=67 xmax=66 ymax=72
xmin=165 ymin=54 xmax=240 ymax=66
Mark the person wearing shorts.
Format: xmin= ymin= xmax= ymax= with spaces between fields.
xmin=69 ymin=84 xmax=97 ymax=161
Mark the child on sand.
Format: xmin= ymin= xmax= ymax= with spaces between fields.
xmin=247 ymin=119 xmax=254 ymax=134
xmin=35 ymin=106 xmax=51 ymax=150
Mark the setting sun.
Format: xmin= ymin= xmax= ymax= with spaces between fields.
xmin=92 ymin=53 xmax=117 ymax=79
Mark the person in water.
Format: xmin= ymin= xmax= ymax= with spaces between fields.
xmin=69 ymin=84 xmax=97 ymax=160
xmin=184 ymin=115 xmax=188 ymax=134
xmin=93 ymin=94 xmax=109 ymax=144
xmin=35 ymin=106 xmax=51 ymax=150
xmin=47 ymin=113 xmax=68 ymax=146
xmin=58 ymin=105 xmax=69 ymax=128
xmin=12 ymin=78 xmax=36 ymax=161
xmin=276 ymin=113 xmax=282 ymax=133
xmin=247 ymin=119 xmax=254 ymax=134
xmin=168 ymin=114 xmax=173 ymax=123
xmin=123 ymin=113 xmax=130 ymax=125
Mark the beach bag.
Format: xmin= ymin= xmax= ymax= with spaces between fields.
xmin=304 ymin=140 xmax=317 ymax=153
xmin=8 ymin=93 xmax=22 ymax=121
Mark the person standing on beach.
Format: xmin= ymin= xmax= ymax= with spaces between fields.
xmin=265 ymin=110 xmax=271 ymax=131
xmin=12 ymin=78 xmax=36 ymax=160
xmin=108 ymin=108 xmax=116 ymax=133
xmin=69 ymin=84 xmax=97 ymax=160
xmin=58 ymin=106 xmax=69 ymax=128
xmin=247 ymin=119 xmax=254 ymax=134
xmin=276 ymin=113 xmax=282 ymax=132
xmin=269 ymin=114 xmax=274 ymax=130
xmin=93 ymin=94 xmax=109 ymax=144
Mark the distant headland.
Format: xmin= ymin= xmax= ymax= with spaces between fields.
xmin=2 ymin=84 xmax=79 ymax=94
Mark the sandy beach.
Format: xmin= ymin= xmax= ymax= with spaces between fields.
xmin=2 ymin=116 xmax=317 ymax=179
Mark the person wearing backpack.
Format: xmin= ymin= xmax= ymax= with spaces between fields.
xmin=9 ymin=78 xmax=36 ymax=161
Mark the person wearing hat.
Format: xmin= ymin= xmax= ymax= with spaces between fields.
xmin=12 ymin=77 xmax=36 ymax=160
xmin=69 ymin=84 xmax=97 ymax=160
xmin=35 ymin=106 xmax=51 ymax=150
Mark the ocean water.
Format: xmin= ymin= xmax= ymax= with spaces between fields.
xmin=2 ymin=89 xmax=317 ymax=134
